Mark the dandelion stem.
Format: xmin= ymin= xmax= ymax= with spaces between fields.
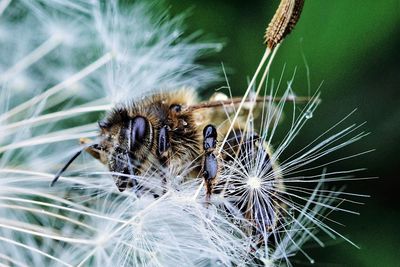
xmin=236 ymin=44 xmax=281 ymax=155
xmin=218 ymin=47 xmax=272 ymax=155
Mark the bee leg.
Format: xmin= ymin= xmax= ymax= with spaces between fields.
xmin=202 ymin=124 xmax=218 ymax=199
xmin=79 ymin=138 xmax=107 ymax=164
xmin=158 ymin=125 xmax=171 ymax=193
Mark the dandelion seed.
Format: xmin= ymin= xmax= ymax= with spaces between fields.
xmin=247 ymin=176 xmax=262 ymax=189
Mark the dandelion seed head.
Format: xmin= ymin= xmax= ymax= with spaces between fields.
xmin=247 ymin=175 xmax=262 ymax=189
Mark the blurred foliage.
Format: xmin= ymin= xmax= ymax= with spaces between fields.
xmin=167 ymin=0 xmax=399 ymax=266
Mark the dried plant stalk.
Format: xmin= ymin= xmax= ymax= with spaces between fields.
xmin=265 ymin=0 xmax=305 ymax=49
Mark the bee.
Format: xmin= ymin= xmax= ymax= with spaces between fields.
xmin=51 ymin=88 xmax=286 ymax=232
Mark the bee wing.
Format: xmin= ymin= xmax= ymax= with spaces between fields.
xmin=187 ymin=93 xmax=313 ymax=129
xmin=187 ymin=93 xmax=312 ymax=111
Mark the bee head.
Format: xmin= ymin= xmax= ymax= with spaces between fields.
xmin=99 ymin=114 xmax=153 ymax=192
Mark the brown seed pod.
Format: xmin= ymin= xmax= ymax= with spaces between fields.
xmin=264 ymin=0 xmax=305 ymax=49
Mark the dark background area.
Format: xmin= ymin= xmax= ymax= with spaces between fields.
xmin=167 ymin=0 xmax=399 ymax=266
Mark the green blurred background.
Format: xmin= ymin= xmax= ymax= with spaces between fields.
xmin=167 ymin=0 xmax=399 ymax=266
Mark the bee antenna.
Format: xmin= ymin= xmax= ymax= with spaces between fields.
xmin=50 ymin=149 xmax=84 ymax=187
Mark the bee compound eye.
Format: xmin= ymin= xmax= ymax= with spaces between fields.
xmin=130 ymin=116 xmax=149 ymax=151
xmin=98 ymin=120 xmax=111 ymax=129
xmin=169 ymin=104 xmax=182 ymax=113
xmin=158 ymin=125 xmax=170 ymax=156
